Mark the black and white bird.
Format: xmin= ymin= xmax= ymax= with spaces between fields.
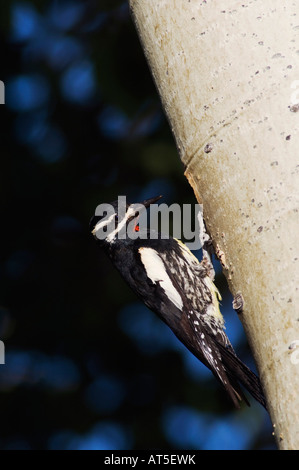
xmin=90 ymin=196 xmax=267 ymax=409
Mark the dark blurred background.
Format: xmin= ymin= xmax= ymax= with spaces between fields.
xmin=0 ymin=0 xmax=274 ymax=450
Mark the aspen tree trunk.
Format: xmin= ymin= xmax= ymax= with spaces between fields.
xmin=129 ymin=0 xmax=299 ymax=450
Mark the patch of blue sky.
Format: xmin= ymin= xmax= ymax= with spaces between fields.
xmin=60 ymin=60 xmax=96 ymax=104
xmin=118 ymin=302 xmax=180 ymax=356
xmin=0 ymin=350 xmax=80 ymax=392
xmin=49 ymin=422 xmax=132 ymax=450
xmin=6 ymin=74 xmax=50 ymax=112
xmin=98 ymin=106 xmax=130 ymax=140
xmin=202 ymin=415 xmax=253 ymax=450
xmin=162 ymin=405 xmax=258 ymax=450
xmin=45 ymin=36 xmax=84 ymax=70
xmin=162 ymin=405 xmax=211 ymax=449
xmin=10 ymin=3 xmax=42 ymax=42
xmin=47 ymin=1 xmax=86 ymax=31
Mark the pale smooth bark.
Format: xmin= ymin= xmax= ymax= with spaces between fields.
xmin=129 ymin=0 xmax=299 ymax=449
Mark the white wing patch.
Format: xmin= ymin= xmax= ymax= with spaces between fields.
xmin=139 ymin=247 xmax=183 ymax=311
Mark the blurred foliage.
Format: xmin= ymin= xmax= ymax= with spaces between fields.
xmin=0 ymin=0 xmax=274 ymax=450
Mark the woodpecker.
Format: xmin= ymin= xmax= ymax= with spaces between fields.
xmin=90 ymin=196 xmax=267 ymax=410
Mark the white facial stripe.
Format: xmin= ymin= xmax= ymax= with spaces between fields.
xmin=139 ymin=247 xmax=183 ymax=311
xmin=92 ymin=205 xmax=141 ymax=242
xmin=106 ymin=206 xmax=138 ymax=242
xmin=92 ymin=212 xmax=116 ymax=235
xmin=126 ymin=206 xmax=138 ymax=218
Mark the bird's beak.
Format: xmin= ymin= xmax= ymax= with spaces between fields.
xmin=139 ymin=195 xmax=163 ymax=209
xmin=127 ymin=195 xmax=163 ymax=222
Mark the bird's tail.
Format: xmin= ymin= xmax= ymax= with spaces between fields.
xmin=217 ymin=342 xmax=268 ymax=410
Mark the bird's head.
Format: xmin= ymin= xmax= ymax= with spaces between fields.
xmin=90 ymin=195 xmax=162 ymax=245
